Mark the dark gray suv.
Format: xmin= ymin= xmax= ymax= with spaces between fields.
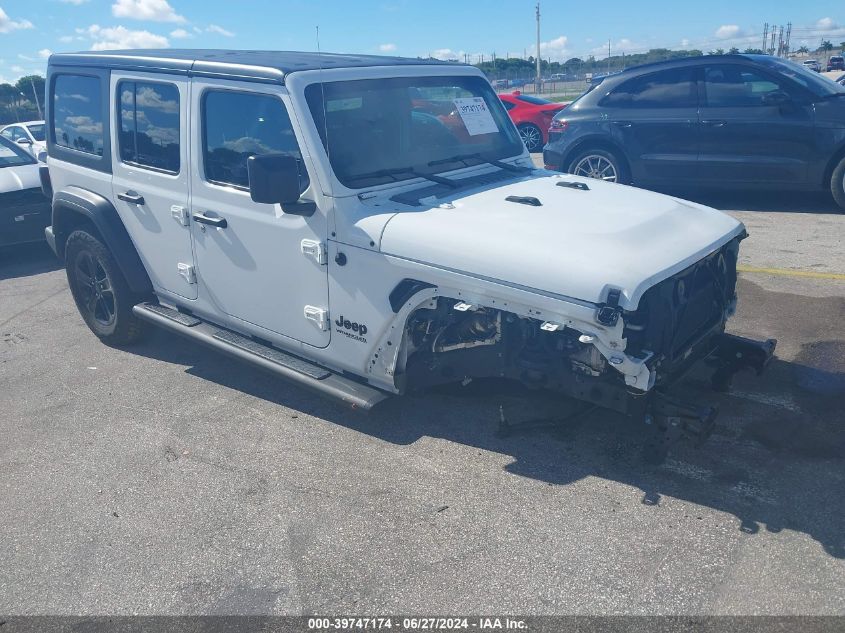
xmin=543 ymin=54 xmax=845 ymax=210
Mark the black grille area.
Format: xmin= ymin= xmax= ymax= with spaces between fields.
xmin=623 ymin=236 xmax=741 ymax=379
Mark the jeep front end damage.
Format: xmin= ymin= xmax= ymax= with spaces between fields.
xmin=372 ymin=235 xmax=776 ymax=457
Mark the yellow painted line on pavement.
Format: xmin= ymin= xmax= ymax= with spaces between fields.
xmin=737 ymin=265 xmax=845 ymax=281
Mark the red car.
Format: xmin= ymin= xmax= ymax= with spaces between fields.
xmin=499 ymin=91 xmax=568 ymax=152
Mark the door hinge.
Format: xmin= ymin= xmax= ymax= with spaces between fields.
xmin=177 ymin=262 xmax=196 ymax=284
xmin=171 ymin=205 xmax=190 ymax=226
xmin=304 ymin=305 xmax=329 ymax=331
xmin=300 ymin=239 xmax=328 ymax=265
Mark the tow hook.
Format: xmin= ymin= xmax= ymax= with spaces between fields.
xmin=710 ymin=334 xmax=778 ymax=392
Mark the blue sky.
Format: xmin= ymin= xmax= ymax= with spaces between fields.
xmin=0 ymin=0 xmax=843 ymax=83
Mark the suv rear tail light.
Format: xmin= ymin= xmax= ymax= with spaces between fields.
xmin=549 ymin=119 xmax=568 ymax=132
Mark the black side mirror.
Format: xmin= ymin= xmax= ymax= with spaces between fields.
xmin=247 ymin=153 xmax=315 ymax=216
xmin=761 ymin=90 xmax=791 ymax=107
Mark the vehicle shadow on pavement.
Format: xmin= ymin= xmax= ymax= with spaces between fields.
xmin=128 ymin=319 xmax=845 ymax=559
xmin=0 ymin=242 xmax=62 ymax=281
xmin=652 ymin=187 xmax=842 ymax=214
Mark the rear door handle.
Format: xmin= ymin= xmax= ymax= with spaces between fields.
xmin=117 ymin=191 xmax=145 ymax=205
xmin=702 ymin=120 xmax=728 ymax=128
xmin=612 ymin=120 xmax=633 ymax=128
xmin=192 ymin=212 xmax=228 ymax=229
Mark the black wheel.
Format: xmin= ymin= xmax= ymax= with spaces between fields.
xmin=568 ymin=148 xmax=628 ymax=184
xmin=830 ymin=155 xmax=845 ymax=212
xmin=518 ymin=123 xmax=543 ymax=153
xmin=65 ymin=229 xmax=147 ymax=346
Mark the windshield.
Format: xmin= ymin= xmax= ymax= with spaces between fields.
xmin=0 ymin=136 xmax=36 ymax=168
xmin=305 ymin=75 xmax=523 ymax=188
xmin=761 ymin=57 xmax=844 ymax=96
xmin=26 ymin=123 xmax=45 ymax=142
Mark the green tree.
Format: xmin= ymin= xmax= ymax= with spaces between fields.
xmin=743 ymin=48 xmax=765 ymax=54
xmin=797 ymin=45 xmax=810 ymax=54
xmin=728 ymin=47 xmax=740 ymax=54
xmin=708 ymin=48 xmax=725 ymax=55
xmin=821 ymin=40 xmax=833 ymax=53
xmin=15 ymin=75 xmax=45 ymax=108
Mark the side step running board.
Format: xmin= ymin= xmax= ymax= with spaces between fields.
xmin=132 ymin=302 xmax=390 ymax=411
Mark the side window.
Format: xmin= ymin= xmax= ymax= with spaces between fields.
xmin=601 ymin=68 xmax=697 ymax=108
xmin=53 ymin=74 xmax=104 ymax=156
xmin=704 ymin=66 xmax=783 ymax=107
xmin=118 ymin=81 xmax=180 ymax=173
xmin=202 ymin=90 xmax=308 ymax=191
xmin=0 ymin=128 xmax=13 ymax=140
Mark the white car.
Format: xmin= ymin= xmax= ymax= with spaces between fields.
xmin=42 ymin=50 xmax=776 ymax=458
xmin=0 ymin=120 xmax=47 ymax=161
xmin=802 ymin=59 xmax=821 ymax=72
xmin=0 ymin=135 xmax=51 ymax=246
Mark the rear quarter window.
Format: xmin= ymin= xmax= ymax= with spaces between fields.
xmin=52 ymin=74 xmax=105 ymax=156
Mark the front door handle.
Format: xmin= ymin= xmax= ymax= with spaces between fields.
xmin=702 ymin=120 xmax=728 ymax=128
xmin=117 ymin=191 xmax=145 ymax=205
xmin=192 ymin=212 xmax=228 ymax=229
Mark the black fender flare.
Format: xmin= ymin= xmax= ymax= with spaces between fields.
xmin=52 ymin=186 xmax=153 ymax=295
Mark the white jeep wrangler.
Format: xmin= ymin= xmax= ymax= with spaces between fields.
xmin=42 ymin=50 xmax=775 ymax=451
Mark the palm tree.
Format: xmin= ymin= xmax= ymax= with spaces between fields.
xmin=797 ymin=45 xmax=810 ymax=55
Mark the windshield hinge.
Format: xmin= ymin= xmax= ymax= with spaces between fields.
xmin=301 ymin=239 xmax=328 ymax=265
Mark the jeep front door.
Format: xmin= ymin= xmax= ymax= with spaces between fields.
xmin=111 ymin=74 xmax=196 ymax=300
xmin=189 ymin=80 xmax=330 ymax=348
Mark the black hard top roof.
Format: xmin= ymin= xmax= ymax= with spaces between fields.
xmin=49 ymin=49 xmax=458 ymax=83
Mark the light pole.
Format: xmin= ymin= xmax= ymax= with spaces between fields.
xmin=535 ymin=2 xmax=541 ymax=94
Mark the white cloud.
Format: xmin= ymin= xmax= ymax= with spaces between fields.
xmin=59 ymin=35 xmax=74 ymax=43
xmin=206 ymin=24 xmax=234 ymax=37
xmin=715 ymin=25 xmax=742 ymax=40
xmin=0 ymin=7 xmax=34 ymax=33
xmin=81 ymin=24 xmax=169 ymax=50
xmin=429 ymin=48 xmax=462 ymax=61
xmin=38 ymin=48 xmax=52 ymax=59
xmin=169 ymin=28 xmax=190 ymax=39
xmin=379 ymin=43 xmax=397 ymax=52
xmin=111 ymin=0 xmax=185 ymax=23
xmin=533 ymin=35 xmax=571 ymax=62
xmin=60 ymin=0 xmax=90 ymax=4
xmin=11 ymin=65 xmax=24 ymax=73
xmin=680 ymin=38 xmax=691 ymax=48
xmin=816 ymin=17 xmax=839 ymax=31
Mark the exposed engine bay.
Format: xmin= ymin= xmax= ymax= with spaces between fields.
xmin=393 ymin=236 xmax=775 ymax=456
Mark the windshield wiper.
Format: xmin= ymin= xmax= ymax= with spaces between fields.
xmin=351 ymin=166 xmax=459 ymax=188
xmin=427 ymin=152 xmax=525 ymax=172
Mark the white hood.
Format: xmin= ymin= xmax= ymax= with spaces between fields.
xmin=379 ymin=172 xmax=744 ymax=310
xmin=0 ymin=163 xmax=41 ymax=193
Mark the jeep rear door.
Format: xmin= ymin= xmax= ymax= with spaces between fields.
xmin=111 ymin=73 xmax=197 ymax=300
xmin=188 ymin=79 xmax=330 ymax=348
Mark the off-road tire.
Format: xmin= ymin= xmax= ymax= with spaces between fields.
xmin=567 ymin=148 xmax=629 ymax=184
xmin=65 ymin=229 xmax=147 ymax=346
xmin=830 ymin=156 xmax=845 ymax=212
xmin=518 ymin=123 xmax=543 ymax=153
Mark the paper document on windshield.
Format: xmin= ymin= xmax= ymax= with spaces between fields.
xmin=453 ymin=97 xmax=499 ymax=136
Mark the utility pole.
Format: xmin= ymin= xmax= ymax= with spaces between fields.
xmin=762 ymin=23 xmax=769 ymax=53
xmin=607 ymin=39 xmax=611 ymax=74
xmin=777 ymin=25 xmax=784 ymax=57
xmin=29 ymin=78 xmax=42 ymax=119
xmin=770 ymin=27 xmax=777 ymax=56
xmin=784 ymin=22 xmax=792 ymax=57
xmin=535 ymin=2 xmax=541 ymax=94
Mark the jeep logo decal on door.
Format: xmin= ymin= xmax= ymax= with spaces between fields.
xmin=335 ymin=315 xmax=368 ymax=343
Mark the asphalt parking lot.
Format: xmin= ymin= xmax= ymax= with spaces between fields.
xmin=1 ymin=188 xmax=844 ymax=615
